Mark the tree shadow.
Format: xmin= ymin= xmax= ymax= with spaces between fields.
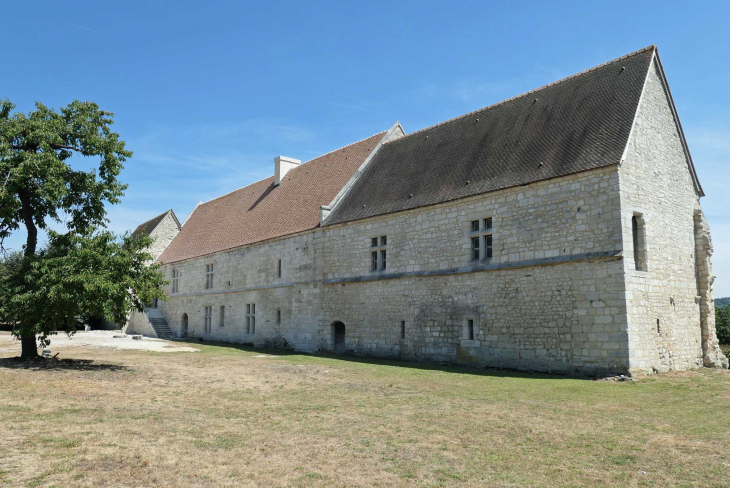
xmin=172 ymin=338 xmax=599 ymax=380
xmin=0 ymin=356 xmax=129 ymax=372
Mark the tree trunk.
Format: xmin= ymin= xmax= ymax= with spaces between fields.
xmin=20 ymin=334 xmax=38 ymax=359
xmin=18 ymin=189 xmax=39 ymax=360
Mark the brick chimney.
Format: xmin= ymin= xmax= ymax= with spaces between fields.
xmin=274 ymin=156 xmax=301 ymax=186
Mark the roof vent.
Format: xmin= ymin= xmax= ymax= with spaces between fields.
xmin=274 ymin=156 xmax=301 ymax=186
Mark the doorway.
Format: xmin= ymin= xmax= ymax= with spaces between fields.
xmin=181 ymin=313 xmax=188 ymax=338
xmin=333 ymin=321 xmax=346 ymax=354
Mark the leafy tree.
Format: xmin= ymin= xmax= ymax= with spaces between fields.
xmin=0 ymin=99 xmax=164 ymax=358
xmin=717 ymin=305 xmax=730 ymax=345
xmin=1 ymin=230 xmax=167 ymax=349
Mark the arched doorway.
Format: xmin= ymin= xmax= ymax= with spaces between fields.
xmin=181 ymin=313 xmax=188 ymax=338
xmin=333 ymin=321 xmax=346 ymax=354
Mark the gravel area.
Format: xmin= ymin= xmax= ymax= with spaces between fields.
xmin=0 ymin=330 xmax=199 ymax=353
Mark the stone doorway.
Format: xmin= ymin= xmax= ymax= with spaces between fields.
xmin=181 ymin=313 xmax=188 ymax=338
xmin=333 ymin=321 xmax=346 ymax=354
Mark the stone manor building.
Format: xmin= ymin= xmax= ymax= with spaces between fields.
xmin=127 ymin=46 xmax=727 ymax=375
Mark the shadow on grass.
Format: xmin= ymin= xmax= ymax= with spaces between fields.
xmin=171 ymin=338 xmax=592 ymax=381
xmin=0 ymin=357 xmax=129 ymax=372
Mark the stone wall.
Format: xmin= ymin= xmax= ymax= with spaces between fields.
xmin=320 ymin=166 xmax=630 ymax=375
xmin=158 ymin=231 xmax=324 ymax=351
xmin=619 ymin=59 xmax=727 ymax=373
xmin=148 ymin=212 xmax=180 ymax=262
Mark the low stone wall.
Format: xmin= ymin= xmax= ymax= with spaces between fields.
xmin=125 ymin=310 xmax=158 ymax=338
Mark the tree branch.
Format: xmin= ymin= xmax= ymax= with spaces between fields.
xmin=9 ymin=143 xmax=83 ymax=153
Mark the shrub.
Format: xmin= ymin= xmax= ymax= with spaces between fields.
xmin=717 ymin=305 xmax=730 ymax=344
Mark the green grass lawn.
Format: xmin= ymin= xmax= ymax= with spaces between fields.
xmin=1 ymin=337 xmax=729 ymax=487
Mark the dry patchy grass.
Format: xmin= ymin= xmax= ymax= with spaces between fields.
xmin=0 ymin=335 xmax=729 ymax=487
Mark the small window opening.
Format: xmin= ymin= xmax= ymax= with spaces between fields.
xmin=471 ymin=237 xmax=480 ymax=261
xmin=204 ymin=306 xmax=212 ymax=334
xmin=484 ymin=217 xmax=492 ymax=230
xmin=246 ymin=303 xmax=256 ymax=334
xmin=371 ymin=237 xmax=378 ymax=247
xmin=400 ymin=321 xmax=406 ymax=339
xmin=277 ymin=308 xmax=281 ymax=325
xmin=371 ymin=251 xmax=378 ymax=271
xmin=277 ymin=259 xmax=282 ymax=278
xmin=467 ymin=319 xmax=475 ymax=340
xmin=205 ymin=264 xmax=214 ymax=290
xmin=380 ymin=249 xmax=387 ymax=270
xmin=656 ymin=318 xmax=660 ymax=334
xmin=219 ymin=306 xmax=225 ymax=327
xmin=471 ymin=220 xmax=479 ymax=232
xmin=632 ymin=214 xmax=647 ymax=271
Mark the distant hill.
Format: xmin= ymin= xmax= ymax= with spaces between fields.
xmin=716 ymin=297 xmax=730 ymax=308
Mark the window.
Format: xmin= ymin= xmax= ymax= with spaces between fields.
xmin=469 ymin=218 xmax=494 ymax=261
xmin=172 ymin=269 xmax=180 ymax=293
xmin=277 ymin=259 xmax=282 ymax=278
xmin=400 ymin=321 xmax=406 ymax=339
xmin=370 ymin=235 xmax=388 ymax=271
xmin=205 ymin=264 xmax=214 ymax=289
xmin=246 ymin=303 xmax=256 ymax=334
xmin=204 ymin=306 xmax=212 ymax=333
xmin=276 ymin=308 xmax=281 ymax=325
xmin=632 ymin=213 xmax=647 ymax=271
xmin=219 ymin=306 xmax=225 ymax=327
xmin=471 ymin=237 xmax=480 ymax=261
xmin=466 ymin=319 xmax=474 ymax=340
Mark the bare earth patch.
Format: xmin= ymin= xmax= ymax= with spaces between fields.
xmin=0 ymin=334 xmax=728 ymax=487
xmin=0 ymin=330 xmax=198 ymax=354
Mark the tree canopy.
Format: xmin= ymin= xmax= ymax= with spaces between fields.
xmin=0 ymin=99 xmax=166 ymax=358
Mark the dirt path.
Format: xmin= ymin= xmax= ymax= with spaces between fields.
xmin=0 ymin=330 xmax=198 ymax=354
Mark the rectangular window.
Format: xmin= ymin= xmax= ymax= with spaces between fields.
xmin=632 ymin=214 xmax=647 ymax=271
xmin=370 ymin=235 xmax=388 ymax=271
xmin=219 ymin=306 xmax=225 ymax=327
xmin=277 ymin=309 xmax=281 ymax=325
xmin=277 ymin=259 xmax=282 ymax=278
xmin=400 ymin=321 xmax=406 ymax=339
xmin=205 ymin=264 xmax=214 ymax=290
xmin=468 ymin=217 xmax=494 ymax=261
xmin=467 ymin=319 xmax=474 ymax=340
xmin=204 ymin=306 xmax=212 ymax=334
xmin=172 ymin=269 xmax=180 ymax=293
xmin=246 ymin=303 xmax=256 ymax=334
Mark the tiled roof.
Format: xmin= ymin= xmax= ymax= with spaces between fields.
xmin=159 ymin=132 xmax=386 ymax=263
xmin=131 ymin=209 xmax=178 ymax=240
xmin=325 ymin=46 xmax=656 ymax=226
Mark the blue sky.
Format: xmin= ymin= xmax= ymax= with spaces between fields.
xmin=3 ymin=1 xmax=729 ymax=296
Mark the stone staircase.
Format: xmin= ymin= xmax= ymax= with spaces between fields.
xmin=145 ymin=308 xmax=175 ymax=339
xmin=148 ymin=316 xmax=174 ymax=339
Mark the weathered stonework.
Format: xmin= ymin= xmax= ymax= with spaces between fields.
xmin=142 ymin=50 xmax=726 ymax=376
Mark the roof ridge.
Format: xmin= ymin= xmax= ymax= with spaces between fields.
xmin=383 ymin=45 xmax=657 ymax=145
xmin=200 ymin=130 xmax=387 ymax=205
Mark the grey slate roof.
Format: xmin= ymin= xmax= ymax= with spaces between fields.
xmin=131 ymin=209 xmax=179 ymax=240
xmin=325 ymin=46 xmax=656 ymax=226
